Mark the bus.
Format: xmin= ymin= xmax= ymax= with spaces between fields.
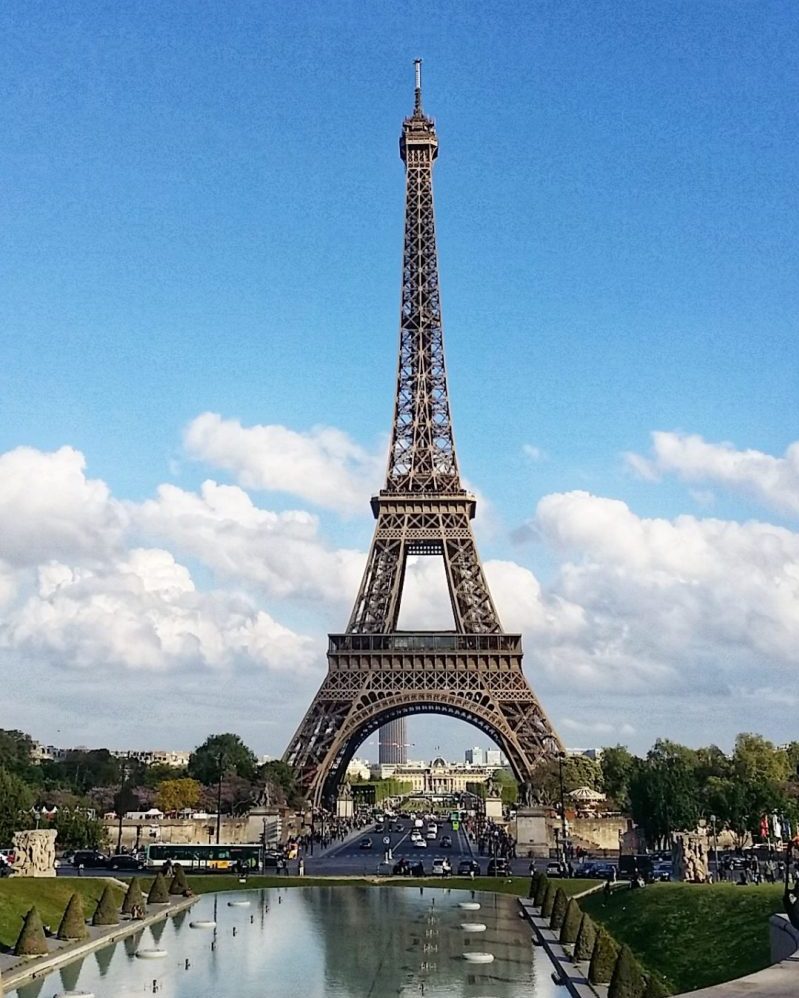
xmin=144 ymin=843 xmax=262 ymax=871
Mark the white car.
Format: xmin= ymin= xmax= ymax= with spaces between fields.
xmin=426 ymin=830 xmax=437 ymax=840
xmin=431 ymin=857 xmax=451 ymax=876
xmin=413 ymin=839 xmax=428 ymax=849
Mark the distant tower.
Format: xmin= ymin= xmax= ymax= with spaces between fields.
xmin=379 ymin=718 xmax=407 ymax=765
xmin=284 ymin=61 xmax=562 ymax=806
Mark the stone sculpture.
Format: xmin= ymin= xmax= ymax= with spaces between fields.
xmin=672 ymin=833 xmax=709 ymax=883
xmin=11 ymin=829 xmax=57 ymax=877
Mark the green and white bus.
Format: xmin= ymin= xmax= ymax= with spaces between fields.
xmin=144 ymin=843 xmax=262 ymax=871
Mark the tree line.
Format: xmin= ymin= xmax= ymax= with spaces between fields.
xmin=0 ymin=729 xmax=304 ymax=849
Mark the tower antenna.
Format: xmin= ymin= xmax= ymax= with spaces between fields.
xmin=414 ymin=58 xmax=422 ymax=113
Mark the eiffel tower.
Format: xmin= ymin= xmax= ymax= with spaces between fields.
xmin=284 ymin=62 xmax=562 ymax=806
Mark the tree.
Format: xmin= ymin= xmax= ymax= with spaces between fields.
xmin=589 ymin=928 xmax=619 ymax=985
xmin=169 ymin=864 xmax=189 ymax=895
xmin=492 ymin=769 xmax=518 ymax=805
xmin=148 ymin=872 xmax=170 ymax=904
xmin=156 ymin=778 xmax=201 ymax=814
xmin=550 ymin=888 xmax=568 ymax=930
xmin=92 ymin=885 xmax=119 ymax=926
xmin=542 ymin=881 xmax=556 ymax=918
xmin=560 ymin=898 xmax=582 ymax=945
xmin=533 ymin=874 xmax=549 ymax=907
xmin=643 ymin=973 xmax=670 ymax=997
xmin=188 ymin=733 xmax=258 ymax=785
xmin=0 ymin=767 xmax=34 ymax=844
xmin=601 ymin=745 xmax=636 ymax=808
xmin=608 ymin=944 xmax=646 ymax=998
xmin=57 ymin=893 xmax=89 ymax=940
xmin=629 ymin=741 xmax=700 ymax=848
xmin=260 ymin=760 xmax=303 ymax=808
xmin=0 ymin=730 xmax=38 ymax=781
xmin=15 ymin=907 xmax=48 ymax=956
xmin=52 ymin=809 xmax=106 ymax=850
xmin=122 ymin=878 xmax=146 ymax=916
xmin=574 ymin=912 xmax=597 ymax=962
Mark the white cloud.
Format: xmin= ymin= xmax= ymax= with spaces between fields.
xmin=527 ymin=490 xmax=799 ymax=689
xmin=183 ymin=412 xmax=384 ymax=514
xmin=522 ymin=444 xmax=547 ymax=462
xmin=0 ymin=446 xmax=126 ymax=565
xmin=5 ymin=548 xmax=317 ymax=674
xmin=627 ymin=431 xmax=799 ymax=516
xmin=134 ymin=480 xmax=364 ymax=604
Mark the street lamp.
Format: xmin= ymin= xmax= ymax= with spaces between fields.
xmin=557 ymin=752 xmax=567 ymax=864
xmin=710 ymin=814 xmax=720 ymax=881
xmin=216 ymin=751 xmax=226 ymax=845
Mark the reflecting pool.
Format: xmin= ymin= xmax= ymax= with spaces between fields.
xmin=10 ymin=887 xmax=561 ymax=998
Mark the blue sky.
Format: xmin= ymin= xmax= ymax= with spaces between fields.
xmin=2 ymin=1 xmax=799 ymax=762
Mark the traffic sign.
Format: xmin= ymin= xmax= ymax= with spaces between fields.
xmin=383 ymin=836 xmax=391 ymax=845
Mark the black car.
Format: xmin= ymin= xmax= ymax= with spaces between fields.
xmin=392 ymin=859 xmax=412 ymax=875
xmin=457 ymin=859 xmax=481 ymax=876
xmin=71 ymin=850 xmax=108 ymax=868
xmin=359 ymin=837 xmax=373 ymax=850
xmin=440 ymin=835 xmax=452 ymax=848
xmin=104 ymin=854 xmax=145 ymax=871
xmin=487 ymin=857 xmax=511 ymax=876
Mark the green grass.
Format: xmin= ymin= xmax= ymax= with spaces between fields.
xmin=582 ymin=882 xmax=785 ymax=994
xmin=0 ymin=878 xmax=125 ymax=950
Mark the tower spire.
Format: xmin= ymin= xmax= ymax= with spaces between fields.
xmin=414 ymin=58 xmax=422 ymax=114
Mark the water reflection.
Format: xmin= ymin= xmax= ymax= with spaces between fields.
xmin=8 ymin=888 xmax=561 ymax=998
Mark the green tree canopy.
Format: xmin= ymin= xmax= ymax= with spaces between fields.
xmin=156 ymin=778 xmax=201 ymax=813
xmin=188 ymin=733 xmax=258 ymax=784
xmin=0 ymin=767 xmax=34 ymax=844
xmin=600 ymin=745 xmax=635 ymax=808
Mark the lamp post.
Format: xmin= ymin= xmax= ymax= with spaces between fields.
xmin=557 ymin=752 xmax=567 ymax=864
xmin=215 ymin=751 xmax=225 ymax=845
xmin=710 ymin=814 xmax=720 ymax=881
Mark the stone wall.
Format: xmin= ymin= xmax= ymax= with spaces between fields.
xmin=569 ymin=816 xmax=628 ymax=851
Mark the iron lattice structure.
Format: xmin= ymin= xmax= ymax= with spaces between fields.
xmin=284 ymin=64 xmax=562 ymax=806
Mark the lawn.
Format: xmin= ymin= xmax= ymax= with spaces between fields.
xmin=0 ymin=878 xmax=125 ymax=950
xmin=582 ymin=882 xmax=785 ymax=994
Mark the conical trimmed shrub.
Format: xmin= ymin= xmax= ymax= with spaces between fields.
xmin=15 ymin=906 xmax=49 ymax=956
xmin=574 ymin=912 xmax=597 ymax=962
xmin=589 ymin=927 xmax=619 ymax=985
xmin=541 ymin=881 xmax=556 ymax=918
xmin=550 ymin=887 xmax=568 ymax=930
xmin=528 ymin=870 xmax=542 ymax=899
xmin=169 ymin=863 xmax=189 ymax=895
xmin=57 ymin=892 xmax=89 ymax=940
xmin=92 ymin=885 xmax=119 ymax=926
xmin=121 ymin=877 xmax=145 ymax=916
xmin=643 ymin=973 xmax=670 ymax=998
xmin=559 ymin=897 xmax=582 ymax=945
xmin=609 ymin=944 xmax=646 ymax=998
xmin=147 ymin=872 xmax=170 ymax=904
xmin=534 ymin=873 xmax=549 ymax=907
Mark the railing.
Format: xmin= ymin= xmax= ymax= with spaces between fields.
xmin=328 ymin=633 xmax=522 ymax=653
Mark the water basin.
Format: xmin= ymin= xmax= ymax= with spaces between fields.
xmin=9 ymin=887 xmax=561 ymax=997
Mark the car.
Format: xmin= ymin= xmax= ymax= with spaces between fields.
xmin=413 ymin=839 xmax=427 ymax=848
xmin=487 ymin=857 xmax=511 ymax=876
xmin=457 ymin=859 xmax=481 ymax=876
xmin=425 ymin=830 xmax=437 ymax=840
xmin=410 ymin=830 xmax=422 ymax=842
xmin=652 ymin=862 xmax=672 ymax=882
xmin=71 ymin=850 xmax=108 ymax=868
xmin=431 ymin=857 xmax=452 ymax=876
xmin=546 ymin=861 xmax=565 ymax=877
xmin=392 ymin=859 xmax=412 ymax=875
xmin=594 ymin=863 xmax=618 ymax=879
xmin=392 ymin=824 xmax=404 ymax=833
xmin=359 ymin=838 xmax=373 ymax=850
xmin=105 ymin=854 xmax=145 ymax=871
xmin=440 ymin=835 xmax=452 ymax=848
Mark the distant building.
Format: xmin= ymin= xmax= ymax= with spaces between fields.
xmin=485 ymin=749 xmax=503 ymax=767
xmin=566 ymin=748 xmax=602 ymax=761
xmin=346 ymin=757 xmax=371 ymax=781
xmin=465 ymin=747 xmax=485 ymax=766
xmin=378 ymin=719 xmax=408 ymax=765
xmin=112 ymin=749 xmax=191 ymax=768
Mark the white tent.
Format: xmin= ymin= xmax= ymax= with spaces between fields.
xmin=568 ymin=786 xmax=606 ymax=802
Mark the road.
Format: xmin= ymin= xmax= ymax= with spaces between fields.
xmin=302 ymin=818 xmax=502 ymax=877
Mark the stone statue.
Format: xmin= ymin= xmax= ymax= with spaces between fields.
xmin=11 ymin=829 xmax=57 ymax=877
xmin=338 ymin=780 xmax=353 ymax=800
xmin=672 ymin=833 xmax=709 ymax=883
